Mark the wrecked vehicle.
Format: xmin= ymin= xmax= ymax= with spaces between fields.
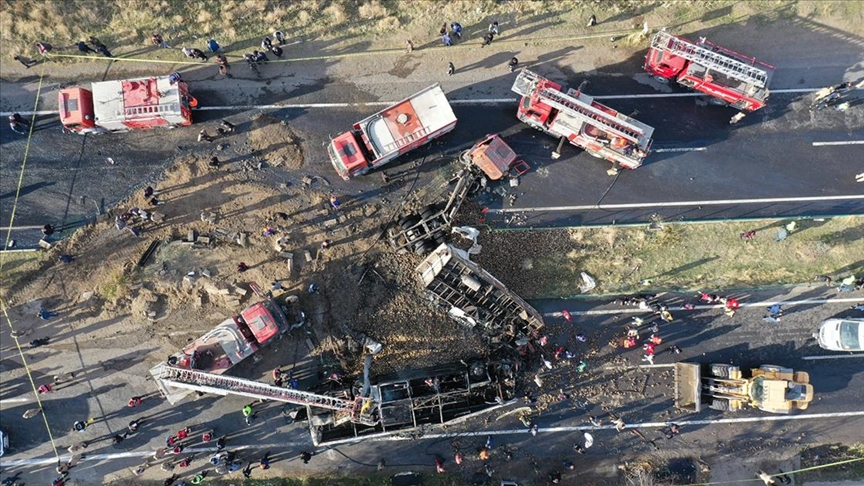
xmin=416 ymin=243 xmax=545 ymax=350
xmin=309 ymin=359 xmax=516 ymax=446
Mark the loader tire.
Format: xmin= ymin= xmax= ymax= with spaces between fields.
xmin=709 ymin=399 xmax=730 ymax=411
xmin=710 ymin=364 xmax=734 ymax=378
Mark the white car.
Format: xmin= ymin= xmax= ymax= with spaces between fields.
xmin=0 ymin=428 xmax=7 ymax=457
xmin=814 ymin=318 xmax=864 ymax=351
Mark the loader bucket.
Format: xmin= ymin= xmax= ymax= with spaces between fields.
xmin=674 ymin=362 xmax=702 ymax=412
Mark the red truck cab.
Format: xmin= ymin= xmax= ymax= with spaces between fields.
xmin=58 ymin=88 xmax=99 ymax=133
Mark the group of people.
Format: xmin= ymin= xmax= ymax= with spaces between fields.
xmin=439 ymin=20 xmax=499 ymax=47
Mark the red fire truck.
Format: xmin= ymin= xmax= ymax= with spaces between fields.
xmin=644 ymin=30 xmax=775 ymax=112
xmin=58 ymin=75 xmax=194 ymax=134
xmin=511 ymin=69 xmax=654 ymax=170
xmin=328 ymin=84 xmax=457 ymax=180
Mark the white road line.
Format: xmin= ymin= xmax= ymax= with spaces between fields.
xmin=0 ymin=397 xmax=31 ymax=403
xmin=652 ymin=147 xmax=707 ymax=153
xmin=491 ymin=194 xmax=864 ymax=214
xmin=812 ymin=141 xmax=864 ymax=146
xmin=602 ymin=363 xmax=675 ymax=371
xmin=0 ymin=89 xmax=824 ymax=117
xmin=803 ymin=354 xmax=864 ymax=360
xmin=544 ymin=298 xmax=863 ymax=317
xmin=6 ymin=410 xmax=863 ymax=466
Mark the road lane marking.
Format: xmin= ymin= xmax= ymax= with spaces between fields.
xmin=653 ymin=147 xmax=707 ymax=153
xmin=544 ymin=298 xmax=864 ymax=317
xmin=803 ymin=354 xmax=864 ymax=360
xmin=812 ymin=141 xmax=864 ymax=146
xmin=5 ymin=410 xmax=863 ymax=465
xmin=0 ymin=88 xmax=824 ymax=117
xmin=491 ymin=194 xmax=864 ymax=214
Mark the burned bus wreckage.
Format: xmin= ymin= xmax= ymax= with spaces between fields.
xmin=306 ymin=244 xmax=544 ymax=444
xmin=152 ymin=245 xmax=542 ymax=446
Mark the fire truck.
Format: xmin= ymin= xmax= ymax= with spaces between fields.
xmin=510 ymin=69 xmax=654 ymax=170
xmin=150 ymin=295 xmax=304 ymax=403
xmin=644 ymin=30 xmax=775 ymax=112
xmin=328 ymin=84 xmax=457 ymax=180
xmin=58 ymin=75 xmax=194 ymax=134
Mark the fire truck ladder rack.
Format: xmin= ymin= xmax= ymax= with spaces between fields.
xmin=381 ymin=125 xmax=432 ymax=153
xmin=155 ymin=365 xmax=378 ymax=426
xmin=537 ymin=87 xmax=645 ymax=144
xmin=652 ymin=30 xmax=769 ymax=88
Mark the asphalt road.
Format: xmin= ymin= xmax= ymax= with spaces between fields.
xmin=2 ymin=287 xmax=863 ymax=484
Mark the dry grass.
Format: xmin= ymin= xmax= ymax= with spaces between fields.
xmin=0 ymin=251 xmax=43 ymax=298
xmin=4 ymin=1 xmax=857 ymax=62
xmin=475 ymin=217 xmax=864 ymax=298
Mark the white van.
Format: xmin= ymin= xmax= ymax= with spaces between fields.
xmin=813 ymin=318 xmax=864 ymax=351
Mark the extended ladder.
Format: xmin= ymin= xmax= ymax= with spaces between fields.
xmin=154 ymin=365 xmax=378 ymax=425
xmin=652 ymin=31 xmax=769 ymax=88
xmin=538 ymin=87 xmax=644 ymax=144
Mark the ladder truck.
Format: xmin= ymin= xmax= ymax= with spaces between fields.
xmin=511 ymin=69 xmax=654 ymax=170
xmin=644 ymin=30 xmax=775 ymax=114
xmin=151 ymin=365 xmax=379 ymax=427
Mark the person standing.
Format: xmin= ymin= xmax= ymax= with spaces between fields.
xmin=488 ymin=21 xmax=500 ymax=35
xmin=9 ymin=114 xmax=29 ymax=134
xmin=77 ymin=41 xmax=97 ymax=54
xmin=96 ymin=44 xmax=113 ymax=58
xmin=14 ymin=54 xmax=39 ymax=68
xmin=406 ymin=39 xmax=414 ymax=53
xmin=442 ymin=33 xmax=453 ymax=46
xmin=128 ymin=396 xmax=144 ymax=407
xmin=274 ymin=30 xmax=286 ymax=45
xmin=588 ymin=14 xmax=597 ymax=27
xmin=481 ymin=32 xmax=494 ymax=48
xmin=329 ymin=195 xmax=341 ymax=209
xmin=152 ymin=33 xmax=171 ymax=48
xmin=300 ymin=451 xmax=312 ymax=464
xmin=207 ymin=38 xmax=221 ymax=53
xmin=259 ymin=452 xmax=271 ymax=469
xmin=450 ymin=22 xmax=463 ymax=39
xmin=447 ymin=62 xmax=455 ymax=76
xmin=508 ymin=57 xmax=519 ymax=72
xmin=722 ymin=297 xmax=740 ymax=317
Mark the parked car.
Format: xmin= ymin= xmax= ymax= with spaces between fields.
xmin=0 ymin=428 xmax=8 ymax=457
xmin=813 ymin=318 xmax=864 ymax=351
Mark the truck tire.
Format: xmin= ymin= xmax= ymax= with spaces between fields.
xmin=414 ymin=240 xmax=434 ymax=256
xmin=709 ymin=399 xmax=730 ymax=411
xmin=710 ymin=364 xmax=734 ymax=378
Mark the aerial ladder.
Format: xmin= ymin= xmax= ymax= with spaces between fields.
xmin=153 ymin=365 xmax=378 ymax=426
xmin=651 ymin=30 xmax=770 ymax=88
xmin=511 ymin=69 xmax=654 ymax=169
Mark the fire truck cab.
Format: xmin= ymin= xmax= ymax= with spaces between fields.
xmin=59 ymin=76 xmax=194 ymax=133
xmin=511 ymin=69 xmax=654 ymax=170
xmin=644 ymin=30 xmax=775 ymax=112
